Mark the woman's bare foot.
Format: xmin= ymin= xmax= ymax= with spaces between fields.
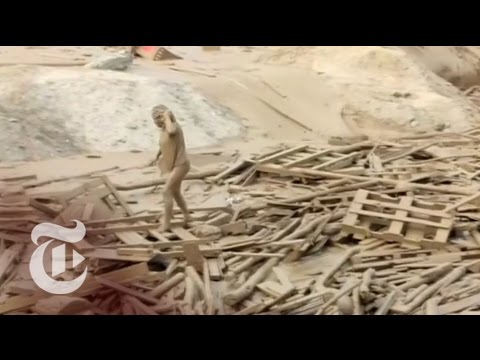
xmin=183 ymin=214 xmax=192 ymax=227
xmin=160 ymin=222 xmax=171 ymax=232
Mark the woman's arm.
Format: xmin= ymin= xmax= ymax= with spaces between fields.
xmin=149 ymin=147 xmax=162 ymax=166
xmin=164 ymin=111 xmax=178 ymax=135
xmin=155 ymin=147 xmax=162 ymax=162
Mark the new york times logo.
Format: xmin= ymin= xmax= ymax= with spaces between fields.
xmin=29 ymin=221 xmax=88 ymax=294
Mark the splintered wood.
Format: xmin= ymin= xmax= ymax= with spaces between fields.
xmin=5 ymin=127 xmax=480 ymax=314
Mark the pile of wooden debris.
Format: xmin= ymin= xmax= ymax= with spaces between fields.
xmin=3 ymin=127 xmax=480 ymax=315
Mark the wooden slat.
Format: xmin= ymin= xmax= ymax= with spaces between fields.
xmin=115 ymin=232 xmax=151 ymax=245
xmin=256 ymin=145 xmax=308 ymax=165
xmin=438 ymin=293 xmax=480 ymax=315
xmin=0 ymin=244 xmax=22 ymax=283
xmin=83 ymin=214 xmax=161 ymax=227
xmin=81 ymin=248 xmax=151 ymax=262
xmin=172 ymin=227 xmax=198 ymax=241
xmin=95 ymin=276 xmax=162 ymax=305
xmin=0 ymin=207 xmax=34 ymax=214
xmin=81 ymin=203 xmax=95 ymax=222
xmin=285 ymin=149 xmax=333 ymax=167
xmin=58 ymin=178 xmax=105 ymax=202
xmin=256 ymin=164 xmax=320 ymax=179
xmin=29 ymin=198 xmax=59 ymax=217
xmin=0 ymin=174 xmax=37 ymax=182
xmin=86 ymin=223 xmax=160 ymax=235
xmin=207 ymin=258 xmax=222 ymax=280
xmin=211 ymin=159 xmax=248 ymax=182
xmin=102 ymin=176 xmax=133 ymax=215
xmin=312 ymin=152 xmax=360 ymax=170
xmin=182 ymin=243 xmax=205 ymax=272
xmin=0 ymin=216 xmax=38 ymax=223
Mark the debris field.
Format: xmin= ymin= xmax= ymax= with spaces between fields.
xmin=4 ymin=128 xmax=480 ymax=315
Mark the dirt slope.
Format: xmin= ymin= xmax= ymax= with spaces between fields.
xmin=0 ymin=64 xmax=243 ymax=161
xmin=1 ymin=46 xmax=480 ymax=162
xmin=252 ymin=46 xmax=480 ymax=136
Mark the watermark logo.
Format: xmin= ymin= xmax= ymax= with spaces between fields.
xmin=29 ymin=221 xmax=88 ymax=295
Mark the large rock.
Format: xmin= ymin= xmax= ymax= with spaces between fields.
xmin=85 ymin=51 xmax=133 ymax=71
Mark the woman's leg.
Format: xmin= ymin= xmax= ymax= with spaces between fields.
xmin=172 ymin=162 xmax=191 ymax=225
xmin=162 ymin=162 xmax=190 ymax=231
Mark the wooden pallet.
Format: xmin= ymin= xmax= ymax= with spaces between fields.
xmin=256 ymin=145 xmax=367 ymax=172
xmin=341 ymin=190 xmax=454 ymax=249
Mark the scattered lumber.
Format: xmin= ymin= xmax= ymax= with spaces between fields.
xmin=5 ymin=127 xmax=480 ymax=314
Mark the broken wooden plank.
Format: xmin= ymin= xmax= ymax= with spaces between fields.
xmin=203 ymin=260 xmax=215 ymax=315
xmin=207 ymin=258 xmax=222 ymax=281
xmin=224 ymin=248 xmax=290 ymax=306
xmin=172 ymin=227 xmax=197 ymax=241
xmin=374 ymin=290 xmax=398 ymax=315
xmin=0 ymin=174 xmax=37 ymax=182
xmin=438 ymin=292 xmax=480 ymax=315
xmin=211 ymin=159 xmax=250 ymax=183
xmin=322 ymin=247 xmax=361 ymax=286
xmin=56 ymin=178 xmax=106 ymax=202
xmin=29 ymin=198 xmax=59 ymax=217
xmin=86 ymin=223 xmax=160 ymax=235
xmin=0 ymin=244 xmax=22 ymax=285
xmin=123 ymin=295 xmax=158 ymax=315
xmin=114 ymin=168 xmax=224 ymax=191
xmin=206 ymin=212 xmax=233 ymax=226
xmin=95 ymin=276 xmax=161 ymax=305
xmin=394 ymin=266 xmax=467 ymax=314
xmin=284 ymin=180 xmax=379 ymax=204
xmin=149 ymin=273 xmax=185 ymax=298
xmin=381 ymin=142 xmax=436 ymax=164
xmin=425 ymin=298 xmax=439 ymax=315
xmin=445 ymin=192 xmax=480 ymax=213
xmin=315 ymin=280 xmax=361 ymax=315
xmin=83 ymin=213 xmax=162 ymax=227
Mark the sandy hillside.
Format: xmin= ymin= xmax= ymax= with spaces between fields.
xmin=1 ymin=46 xmax=480 ymax=162
xmin=400 ymin=46 xmax=480 ymax=90
xmin=254 ymin=46 xmax=480 ymax=135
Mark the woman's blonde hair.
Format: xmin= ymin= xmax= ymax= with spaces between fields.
xmin=151 ymin=105 xmax=176 ymax=123
xmin=151 ymin=104 xmax=169 ymax=119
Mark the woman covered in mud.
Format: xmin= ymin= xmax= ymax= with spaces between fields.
xmin=151 ymin=105 xmax=191 ymax=231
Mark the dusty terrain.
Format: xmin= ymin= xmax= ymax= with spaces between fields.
xmin=2 ymin=46 xmax=480 ymax=162
xmin=2 ymin=46 xmax=480 ymax=315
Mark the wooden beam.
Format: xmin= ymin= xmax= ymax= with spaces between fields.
xmin=86 ymin=223 xmax=160 ymax=235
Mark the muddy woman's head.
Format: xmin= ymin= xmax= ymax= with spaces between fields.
xmin=152 ymin=105 xmax=175 ymax=129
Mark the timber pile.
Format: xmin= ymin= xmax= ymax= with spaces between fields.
xmin=465 ymin=86 xmax=480 ymax=111
xmin=4 ymin=127 xmax=480 ymax=314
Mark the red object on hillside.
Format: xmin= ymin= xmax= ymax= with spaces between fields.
xmin=131 ymin=46 xmax=182 ymax=61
